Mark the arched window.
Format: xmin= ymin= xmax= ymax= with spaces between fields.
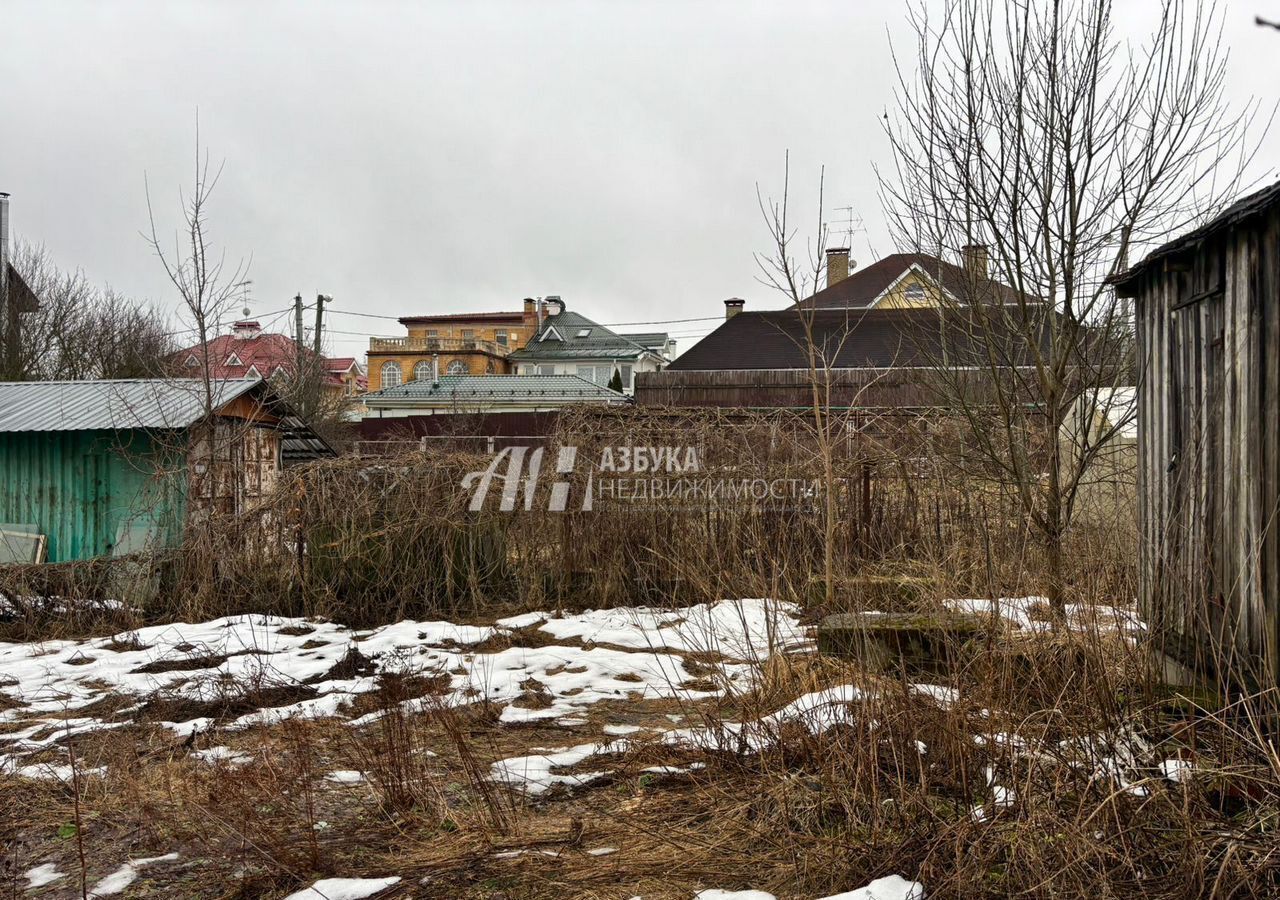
xmin=413 ymin=361 xmax=433 ymax=382
xmin=380 ymin=361 xmax=402 ymax=388
xmin=446 ymin=360 xmax=468 ymax=375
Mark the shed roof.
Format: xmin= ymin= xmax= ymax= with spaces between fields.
xmin=1113 ymin=180 xmax=1280 ymax=292
xmin=0 ymin=378 xmax=271 ymax=432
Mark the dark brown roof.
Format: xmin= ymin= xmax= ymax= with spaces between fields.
xmin=399 ymin=311 xmax=525 ymax=325
xmin=668 ymin=307 xmax=1037 ymax=371
xmin=797 ymin=252 xmax=1022 ymax=309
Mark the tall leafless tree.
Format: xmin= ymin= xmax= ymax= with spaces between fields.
xmin=880 ymin=0 xmax=1264 ymax=611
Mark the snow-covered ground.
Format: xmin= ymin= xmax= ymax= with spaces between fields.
xmin=0 ymin=598 xmax=807 ymax=777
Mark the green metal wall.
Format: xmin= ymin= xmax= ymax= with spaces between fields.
xmin=0 ymin=430 xmax=188 ymax=562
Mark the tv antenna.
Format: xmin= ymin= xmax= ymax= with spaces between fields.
xmin=828 ymin=206 xmax=866 ymax=249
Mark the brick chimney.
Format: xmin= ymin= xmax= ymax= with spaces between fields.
xmin=522 ymin=297 xmax=538 ymax=330
xmin=962 ymin=243 xmax=989 ymax=278
xmin=232 ymin=320 xmax=262 ymax=339
xmin=724 ymin=298 xmax=745 ymax=319
xmin=825 ymin=247 xmax=850 ymax=287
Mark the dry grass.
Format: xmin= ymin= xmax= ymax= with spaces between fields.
xmin=8 ymin=409 xmax=1274 ymax=897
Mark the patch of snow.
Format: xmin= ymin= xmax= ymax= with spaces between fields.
xmin=817 ymin=874 xmax=925 ymax=899
xmin=87 ymin=853 xmax=179 ymax=897
xmin=489 ymin=740 xmax=627 ymax=795
xmin=282 ymin=877 xmax=402 ymax=900
xmin=0 ymin=599 xmax=807 ymax=751
xmin=525 ymin=598 xmax=808 ymax=659
xmin=325 ymin=769 xmax=367 ymax=785
xmin=1162 ymin=758 xmax=1192 ymax=783
xmin=587 ymin=846 xmax=618 ymax=856
xmin=604 ymin=723 xmax=643 ymax=736
xmin=24 ymin=863 xmax=65 ymax=888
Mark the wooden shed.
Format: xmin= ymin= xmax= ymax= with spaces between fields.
xmin=1114 ymin=181 xmax=1280 ymax=688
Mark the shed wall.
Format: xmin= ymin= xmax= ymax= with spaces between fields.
xmin=0 ymin=430 xmax=187 ymax=562
xmin=1135 ymin=204 xmax=1280 ymax=687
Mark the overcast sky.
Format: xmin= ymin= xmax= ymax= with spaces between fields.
xmin=2 ymin=1 xmax=1276 ymax=360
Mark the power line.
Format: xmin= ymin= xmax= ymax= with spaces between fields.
xmin=318 ymin=306 xmax=725 ymax=329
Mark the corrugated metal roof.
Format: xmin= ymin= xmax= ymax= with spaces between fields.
xmin=0 ymin=379 xmax=264 ymax=432
xmin=364 ymin=374 xmax=626 ymax=404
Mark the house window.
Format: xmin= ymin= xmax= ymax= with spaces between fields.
xmin=577 ymin=365 xmax=608 ymax=385
xmin=536 ymin=365 xmax=556 ymax=376
xmin=620 ymin=364 xmax=633 ymax=389
xmin=413 ymin=361 xmax=433 ymax=382
xmin=462 ymin=329 xmax=475 ymax=340
xmin=577 ymin=328 xmax=591 ymax=338
xmin=425 ymin=329 xmax=438 ymax=337
xmin=380 ymin=360 xmax=403 ymax=387
xmin=495 ymin=330 xmax=508 ymax=347
xmin=485 ymin=359 xmax=496 ymax=374
xmin=904 ymin=284 xmax=926 ymax=303
xmin=447 ymin=360 xmax=468 ymax=375
xmin=185 ymin=355 xmax=199 ymax=368
xmin=225 ymin=352 xmax=243 ymax=366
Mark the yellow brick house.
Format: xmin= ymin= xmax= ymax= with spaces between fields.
xmin=366 ymin=300 xmax=542 ymax=392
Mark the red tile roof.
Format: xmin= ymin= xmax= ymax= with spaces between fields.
xmin=174 ymin=331 xmax=364 ymax=389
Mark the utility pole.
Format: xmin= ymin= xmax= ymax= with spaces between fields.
xmin=294 ymin=292 xmax=305 ymax=371
xmin=313 ymin=294 xmax=329 ymax=357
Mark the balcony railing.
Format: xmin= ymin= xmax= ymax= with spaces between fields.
xmin=368 ymin=336 xmax=511 ymax=356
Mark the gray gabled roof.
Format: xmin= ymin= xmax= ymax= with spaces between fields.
xmin=364 ymin=374 xmax=627 ymax=405
xmin=507 ymin=309 xmax=665 ymax=361
xmin=0 ymin=378 xmax=267 ymax=432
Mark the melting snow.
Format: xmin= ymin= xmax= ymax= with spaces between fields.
xmin=0 ymin=599 xmax=805 ymax=770
xmin=282 ymin=877 xmax=402 ymax=900
xmin=86 ymin=853 xmax=179 ymax=897
xmin=24 ymin=863 xmax=65 ymax=888
xmin=817 ymin=874 xmax=926 ymax=899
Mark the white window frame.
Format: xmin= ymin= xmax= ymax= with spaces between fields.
xmin=380 ymin=360 xmax=403 ymax=388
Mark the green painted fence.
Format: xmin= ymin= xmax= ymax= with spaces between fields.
xmin=0 ymin=430 xmax=188 ymax=562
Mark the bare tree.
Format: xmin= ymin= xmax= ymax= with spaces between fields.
xmin=880 ymin=0 xmax=1263 ymax=611
xmin=3 ymin=243 xmax=175 ymax=381
xmin=145 ymin=127 xmax=250 ymax=427
xmin=145 ymin=127 xmax=257 ymax=545
xmin=756 ymin=154 xmax=890 ymax=607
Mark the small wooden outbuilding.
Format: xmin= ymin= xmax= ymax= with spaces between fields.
xmin=1114 ymin=181 xmax=1280 ymax=688
xmin=0 ymin=378 xmax=332 ymax=563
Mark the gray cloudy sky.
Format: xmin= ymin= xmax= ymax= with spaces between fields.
xmin=2 ymin=1 xmax=1276 ymax=360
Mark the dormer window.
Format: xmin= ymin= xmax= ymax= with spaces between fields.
xmin=245 ymin=365 xmax=262 ymax=379
xmin=539 ymin=325 xmax=564 ymax=342
xmin=225 ymin=352 xmax=244 ymax=367
xmin=185 ymin=355 xmax=199 ymax=368
xmin=577 ymin=328 xmax=591 ymax=338
xmin=904 ymin=284 xmax=926 ymax=303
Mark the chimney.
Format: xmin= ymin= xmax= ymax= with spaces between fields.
xmin=962 ymin=243 xmax=989 ymax=278
xmin=724 ymin=298 xmax=745 ymax=320
xmin=544 ymin=295 xmax=564 ymax=317
xmin=232 ymin=320 xmax=262 ymax=339
xmin=523 ymin=297 xmax=537 ymax=330
xmin=825 ymin=247 xmax=850 ymax=288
